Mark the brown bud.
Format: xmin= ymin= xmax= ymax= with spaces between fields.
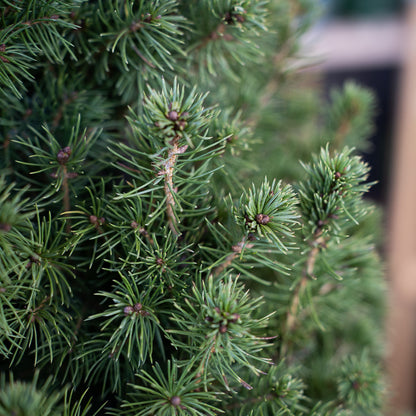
xmin=248 ymin=233 xmax=256 ymax=241
xmin=167 ymin=110 xmax=178 ymax=121
xmin=57 ymin=146 xmax=71 ymax=165
xmin=224 ymin=12 xmax=233 ymax=24
xmin=255 ymin=214 xmax=270 ymax=225
xmin=139 ymin=227 xmax=149 ymax=237
xmin=124 ymin=306 xmax=134 ymax=316
xmin=0 ymin=287 xmax=6 ymax=293
xmin=335 ymin=171 xmax=342 ymax=179
xmin=176 ymin=120 xmax=187 ymax=130
xmin=0 ymin=44 xmax=6 ymax=52
xmin=235 ymin=14 xmax=245 ymax=23
xmin=134 ymin=303 xmax=142 ymax=312
xmin=131 ymin=221 xmax=138 ymax=229
xmin=219 ymin=325 xmax=227 ymax=333
xmin=89 ymin=215 xmax=98 ymax=224
xmin=0 ymin=223 xmax=12 ymax=232
xmin=156 ymin=257 xmax=164 ymax=266
xmin=170 ymin=396 xmax=181 ymax=406
xmin=143 ymin=13 xmax=152 ymax=23
xmin=57 ymin=150 xmax=70 ymax=164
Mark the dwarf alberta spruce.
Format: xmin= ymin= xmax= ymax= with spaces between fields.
xmin=0 ymin=1 xmax=385 ymax=415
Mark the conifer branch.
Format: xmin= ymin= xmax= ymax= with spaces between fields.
xmin=333 ymin=118 xmax=351 ymax=149
xmin=212 ymin=236 xmax=250 ymax=276
xmin=283 ymin=231 xmax=326 ymax=347
xmin=62 ymin=166 xmax=70 ymax=213
xmin=197 ymin=22 xmax=232 ymax=51
xmin=0 ymin=2 xmax=384 ymax=414
xmin=131 ymin=43 xmax=156 ymax=68
xmin=134 ymin=224 xmax=154 ymax=245
xmin=213 ymin=251 xmax=237 ymax=277
xmin=29 ymin=295 xmax=51 ymax=323
xmin=160 ymin=135 xmax=187 ymax=235
xmin=58 ymin=149 xmax=72 ymax=233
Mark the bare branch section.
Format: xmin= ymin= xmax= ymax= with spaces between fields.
xmin=284 ymin=233 xmax=326 ymax=341
xmin=159 ymin=135 xmax=187 ymax=235
xmin=57 ymin=147 xmax=73 ymax=233
xmin=213 ymin=237 xmax=253 ymax=277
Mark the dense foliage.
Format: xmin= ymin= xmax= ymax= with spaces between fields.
xmin=0 ymin=1 xmax=385 ymax=415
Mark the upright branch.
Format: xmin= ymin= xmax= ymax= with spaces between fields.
xmin=160 ymin=135 xmax=187 ymax=235
xmin=57 ymin=146 xmax=72 ymax=232
xmin=29 ymin=295 xmax=51 ymax=323
xmin=284 ymin=231 xmax=326 ymax=338
xmin=327 ymin=82 xmax=376 ymax=151
xmin=333 ymin=118 xmax=351 ymax=150
xmin=283 ymin=146 xmax=371 ymax=353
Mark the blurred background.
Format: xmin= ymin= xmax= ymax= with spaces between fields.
xmin=303 ymin=1 xmax=416 ymax=414
xmin=307 ymin=0 xmax=405 ymax=204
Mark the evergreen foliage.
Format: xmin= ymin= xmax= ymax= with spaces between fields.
xmin=0 ymin=0 xmax=385 ymax=415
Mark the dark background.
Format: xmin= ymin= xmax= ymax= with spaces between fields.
xmin=321 ymin=0 xmax=405 ymax=204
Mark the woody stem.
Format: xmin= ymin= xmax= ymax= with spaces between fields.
xmin=163 ymin=136 xmax=180 ymax=235
xmin=282 ymin=233 xmax=325 ymax=354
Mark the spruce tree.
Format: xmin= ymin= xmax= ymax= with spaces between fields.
xmin=0 ymin=1 xmax=386 ymax=415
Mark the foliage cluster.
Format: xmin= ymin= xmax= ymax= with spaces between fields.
xmin=0 ymin=1 xmax=385 ymax=415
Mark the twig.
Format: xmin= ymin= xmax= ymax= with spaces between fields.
xmin=131 ymin=44 xmax=156 ymax=68
xmin=213 ymin=252 xmax=238 ymax=277
xmin=160 ymin=135 xmax=187 ymax=235
xmin=282 ymin=232 xmax=325 ymax=353
xmin=333 ymin=118 xmax=351 ymax=149
xmin=212 ymin=237 xmax=252 ymax=277
xmin=139 ymin=227 xmax=154 ymax=245
xmin=62 ymin=166 xmax=71 ymax=233
xmin=29 ymin=295 xmax=51 ymax=322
